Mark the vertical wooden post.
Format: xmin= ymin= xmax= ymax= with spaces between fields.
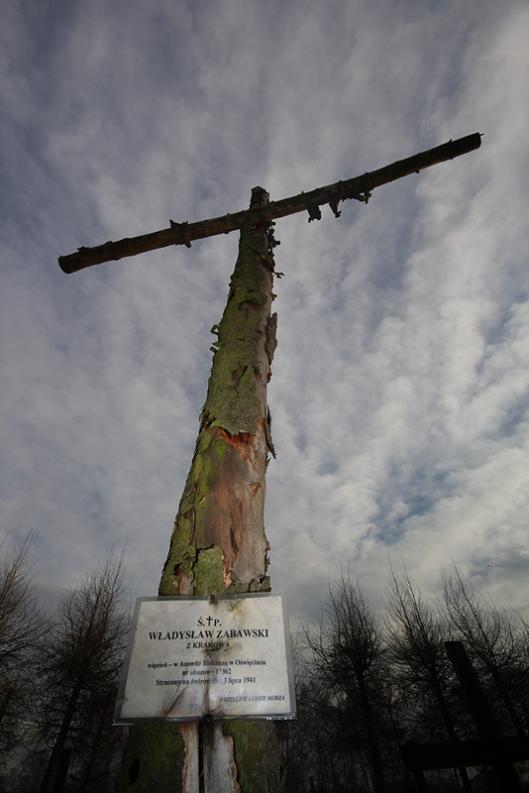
xmin=117 ymin=188 xmax=282 ymax=793
xmin=445 ymin=641 xmax=522 ymax=791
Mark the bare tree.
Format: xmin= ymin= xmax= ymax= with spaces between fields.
xmin=67 ymin=683 xmax=126 ymax=793
xmin=386 ymin=568 xmax=472 ymax=791
xmin=37 ymin=554 xmax=128 ymax=793
xmin=286 ymin=566 xmax=529 ymax=792
xmin=306 ymin=578 xmax=388 ymax=793
xmin=0 ymin=535 xmax=44 ymax=776
xmin=442 ymin=564 xmax=526 ymax=737
xmin=278 ymin=632 xmax=350 ymax=793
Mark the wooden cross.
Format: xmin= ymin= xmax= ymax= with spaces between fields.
xmin=58 ymin=136 xmax=482 ymax=793
xmin=58 ymin=133 xmax=481 ymax=273
xmin=400 ymin=641 xmax=528 ymax=792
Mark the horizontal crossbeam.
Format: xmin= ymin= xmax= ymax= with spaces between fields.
xmin=401 ymin=736 xmax=529 ymax=771
xmin=59 ymin=133 xmax=481 ymax=274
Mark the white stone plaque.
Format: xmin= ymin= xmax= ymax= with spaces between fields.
xmin=114 ymin=594 xmax=295 ymax=723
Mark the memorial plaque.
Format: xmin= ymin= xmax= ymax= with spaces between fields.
xmin=114 ymin=594 xmax=295 ymax=723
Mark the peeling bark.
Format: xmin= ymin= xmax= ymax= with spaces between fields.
xmin=160 ymin=188 xmax=276 ymax=600
xmin=203 ymin=723 xmax=240 ymax=793
xmin=181 ymin=724 xmax=200 ymax=793
xmin=118 ymin=188 xmax=282 ymax=792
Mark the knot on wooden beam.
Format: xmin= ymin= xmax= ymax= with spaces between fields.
xmin=334 ymin=178 xmax=371 ymax=206
xmin=169 ymin=219 xmax=192 ymax=248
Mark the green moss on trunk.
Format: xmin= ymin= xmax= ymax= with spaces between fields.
xmin=160 ymin=190 xmax=276 ymax=599
xmin=193 ymin=546 xmax=225 ymax=596
xmin=200 ymin=218 xmax=272 ymax=436
xmin=116 ymin=724 xmax=185 ymax=793
xmin=224 ymin=721 xmax=283 ymax=793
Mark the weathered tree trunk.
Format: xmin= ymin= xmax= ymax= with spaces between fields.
xmin=117 ymin=188 xmax=282 ymax=793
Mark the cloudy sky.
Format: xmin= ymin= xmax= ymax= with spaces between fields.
xmin=2 ymin=0 xmax=529 ymax=627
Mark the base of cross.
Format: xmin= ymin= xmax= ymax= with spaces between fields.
xmin=401 ymin=737 xmax=529 ymax=791
xmin=400 ymin=642 xmax=528 ymax=792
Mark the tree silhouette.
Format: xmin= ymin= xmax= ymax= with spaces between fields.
xmin=306 ymin=578 xmax=388 ymax=793
xmin=0 ymin=536 xmax=44 ymax=780
xmin=386 ymin=567 xmax=472 ymax=790
xmin=442 ymin=564 xmax=527 ymax=738
xmin=37 ymin=554 xmax=128 ymax=793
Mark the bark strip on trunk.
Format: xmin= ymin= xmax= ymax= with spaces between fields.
xmin=117 ymin=188 xmax=282 ymax=793
xmin=59 ymin=133 xmax=481 ymax=273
